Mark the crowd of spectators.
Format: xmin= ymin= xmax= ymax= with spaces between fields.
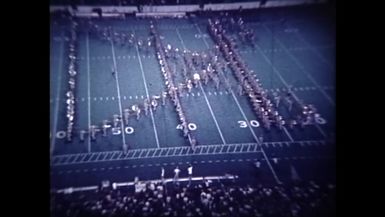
xmin=51 ymin=179 xmax=335 ymax=217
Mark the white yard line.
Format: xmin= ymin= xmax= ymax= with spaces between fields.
xmin=195 ymin=23 xmax=282 ymax=184
xmin=253 ymin=36 xmax=328 ymax=138
xmin=176 ymin=28 xmax=227 ymax=145
xmin=110 ymin=39 xmax=127 ymax=148
xmin=194 ymin=24 xmax=210 ymax=48
xmin=86 ymin=32 xmax=92 ymax=153
xmin=134 ymin=42 xmax=160 ymax=149
xmin=229 ymin=90 xmax=282 ymax=184
xmin=262 ymin=24 xmax=335 ymax=107
xmin=293 ymin=30 xmax=334 ymax=69
xmin=50 ymin=37 xmax=64 ymax=156
xmin=198 ymin=82 xmax=227 ymax=144
xmin=283 ymin=127 xmax=294 ymax=142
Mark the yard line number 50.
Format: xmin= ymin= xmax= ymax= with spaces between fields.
xmin=53 ymin=126 xmax=135 ymax=139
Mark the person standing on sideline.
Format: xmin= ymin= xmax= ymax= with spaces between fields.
xmin=111 ymin=65 xmax=116 ymax=79
xmin=272 ymin=157 xmax=278 ymax=164
xmin=173 ymin=166 xmax=181 ymax=184
xmin=255 ymin=161 xmax=261 ymax=168
xmin=161 ymin=167 xmax=165 ymax=183
xmin=187 ymin=164 xmax=193 ymax=186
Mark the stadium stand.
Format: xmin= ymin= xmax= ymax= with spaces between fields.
xmin=51 ymin=180 xmax=336 ymax=217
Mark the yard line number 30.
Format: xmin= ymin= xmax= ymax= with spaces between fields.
xmin=238 ymin=117 xmax=327 ymax=128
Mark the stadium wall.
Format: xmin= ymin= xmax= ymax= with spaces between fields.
xmin=49 ymin=0 xmax=328 ymax=17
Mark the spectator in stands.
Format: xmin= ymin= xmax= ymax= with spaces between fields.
xmin=51 ymin=179 xmax=336 ymax=217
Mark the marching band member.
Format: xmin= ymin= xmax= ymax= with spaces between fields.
xmin=101 ymin=120 xmax=111 ymax=137
xmin=124 ymin=108 xmax=130 ymax=125
xmin=143 ymin=98 xmax=150 ymax=116
xmin=131 ymin=104 xmax=141 ymax=120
